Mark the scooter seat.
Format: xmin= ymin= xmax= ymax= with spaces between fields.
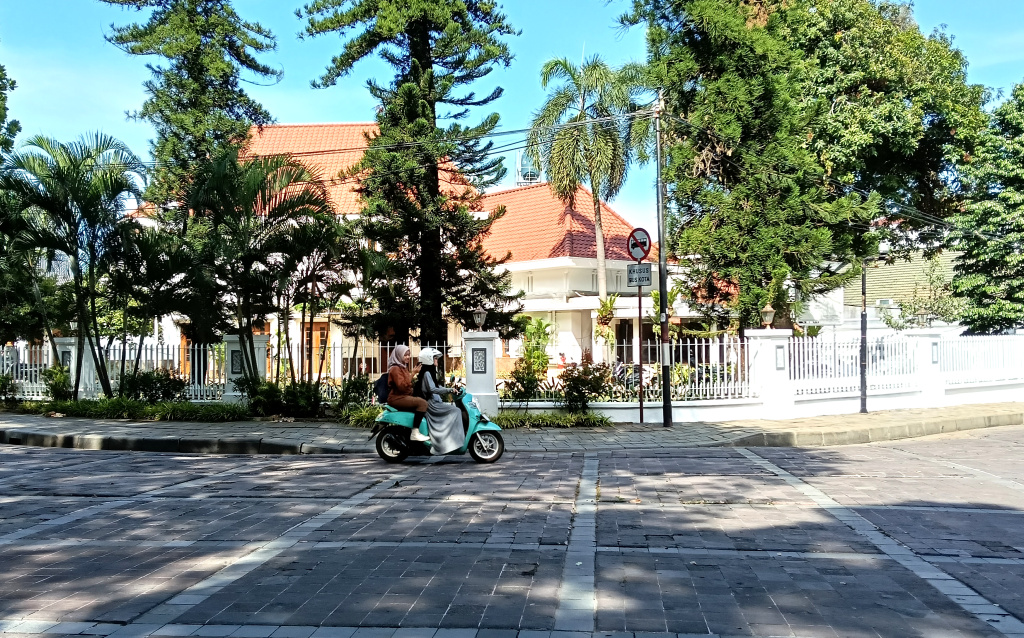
xmin=383 ymin=405 xmax=398 ymax=413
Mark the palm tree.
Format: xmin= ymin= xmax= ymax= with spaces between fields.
xmin=185 ymin=147 xmax=335 ymax=382
xmin=0 ymin=133 xmax=145 ymax=398
xmin=527 ymin=56 xmax=652 ymax=301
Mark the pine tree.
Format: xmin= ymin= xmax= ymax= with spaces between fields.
xmin=101 ymin=0 xmax=280 ymax=205
xmin=949 ymin=83 xmax=1024 ymax=333
xmin=0 ymin=45 xmax=20 ymax=153
xmin=298 ymin=0 xmax=521 ymax=342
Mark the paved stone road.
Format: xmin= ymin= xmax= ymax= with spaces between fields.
xmin=3 ymin=425 xmax=1024 ymax=638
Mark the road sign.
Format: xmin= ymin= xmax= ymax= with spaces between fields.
xmin=627 ymin=262 xmax=652 ymax=287
xmin=627 ymin=228 xmax=652 ymax=261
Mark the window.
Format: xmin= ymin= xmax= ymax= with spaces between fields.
xmin=615 ymin=271 xmax=623 ymax=290
xmin=526 ymin=272 xmax=534 ymax=293
xmin=591 ymin=270 xmax=598 ymax=291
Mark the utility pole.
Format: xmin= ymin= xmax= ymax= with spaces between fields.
xmin=655 ymin=90 xmax=673 ymax=428
xmin=860 ymin=259 xmax=868 ymax=414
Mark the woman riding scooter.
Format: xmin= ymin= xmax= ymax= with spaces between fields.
xmin=386 ymin=345 xmax=429 ymax=442
xmin=415 ymin=348 xmax=463 ymax=454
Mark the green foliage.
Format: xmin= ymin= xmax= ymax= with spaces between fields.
xmin=528 ymin=55 xmax=650 ymax=299
xmin=558 ymin=360 xmax=611 ymax=414
xmin=337 ymin=374 xmax=371 ymax=410
xmin=504 ymin=356 xmax=543 ymax=407
xmin=595 ymin=295 xmax=618 ymax=343
xmin=623 ymin=0 xmax=983 ymax=329
xmin=521 ymin=316 xmax=553 ymax=371
xmin=298 ymin=0 xmax=521 ymax=342
xmin=18 ymin=399 xmax=248 ymax=422
xmin=880 ymin=256 xmax=965 ymax=330
xmin=0 ymin=374 xmax=18 ymax=402
xmin=0 ymin=45 xmax=19 ymax=153
xmin=491 ymin=411 xmax=611 ymax=429
xmin=233 ymin=375 xmax=284 ymax=417
xmin=282 ymin=381 xmax=322 ymax=418
xmin=338 ymin=405 xmax=383 ymax=428
xmin=118 ymin=369 xmax=187 ymax=404
xmin=101 ymin=0 xmax=279 ymax=204
xmin=41 ymin=365 xmax=73 ymax=402
xmin=950 ymin=82 xmax=1024 ymax=333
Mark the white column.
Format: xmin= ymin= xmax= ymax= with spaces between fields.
xmin=52 ymin=337 xmax=76 ymax=372
xmin=745 ymin=329 xmax=795 ymax=418
xmin=906 ymin=330 xmax=944 ymax=408
xmin=222 ymin=335 xmax=254 ymax=404
xmin=464 ymin=330 xmax=499 ymax=417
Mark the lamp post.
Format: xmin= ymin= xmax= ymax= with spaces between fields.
xmin=860 ymin=249 xmax=887 ymax=413
xmin=760 ymin=303 xmax=776 ymax=329
xmin=472 ymin=307 xmax=487 ymax=330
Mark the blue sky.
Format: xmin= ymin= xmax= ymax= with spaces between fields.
xmin=1 ymin=1 xmax=1022 ymax=231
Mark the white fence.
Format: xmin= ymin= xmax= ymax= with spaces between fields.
xmin=941 ymin=336 xmax=1024 ymax=386
xmin=789 ymin=336 xmax=917 ymax=396
xmin=0 ymin=344 xmax=51 ymax=400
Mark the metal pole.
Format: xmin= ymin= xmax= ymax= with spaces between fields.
xmin=655 ymin=89 xmax=673 ymax=427
xmin=638 ymin=282 xmax=643 ymax=423
xmin=860 ymin=260 xmax=868 ymax=414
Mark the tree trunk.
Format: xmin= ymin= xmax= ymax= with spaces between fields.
xmin=590 ymin=178 xmax=609 ymax=301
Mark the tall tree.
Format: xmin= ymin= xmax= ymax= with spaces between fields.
xmin=298 ymin=0 xmax=521 ymax=342
xmin=624 ymin=0 xmax=879 ymax=330
xmin=0 ymin=133 xmax=145 ymax=397
xmin=949 ymin=83 xmax=1024 ymax=334
xmin=101 ymin=0 xmax=280 ymax=206
xmin=184 ymin=146 xmax=335 ymax=379
xmin=0 ymin=44 xmax=20 ymax=153
xmin=527 ymin=56 xmax=650 ymax=301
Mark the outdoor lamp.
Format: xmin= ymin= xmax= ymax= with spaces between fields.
xmin=760 ymin=302 xmax=776 ymax=329
xmin=472 ymin=306 xmax=487 ymax=330
xmin=69 ymin=320 xmax=77 ymax=334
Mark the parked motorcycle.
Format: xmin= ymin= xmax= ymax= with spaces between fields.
xmin=371 ymin=388 xmax=504 ymax=463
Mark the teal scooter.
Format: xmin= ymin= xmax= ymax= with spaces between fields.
xmin=372 ymin=388 xmax=504 ymax=463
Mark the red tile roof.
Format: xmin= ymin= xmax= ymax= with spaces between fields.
xmin=480 ymin=183 xmax=654 ymax=263
xmin=245 ymin=122 xmax=375 ymax=214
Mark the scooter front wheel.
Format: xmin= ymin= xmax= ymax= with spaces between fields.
xmin=376 ymin=426 xmax=410 ymax=463
xmin=469 ymin=431 xmax=504 ymax=463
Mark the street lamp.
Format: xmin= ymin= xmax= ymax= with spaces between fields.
xmin=472 ymin=306 xmax=487 ymax=330
xmin=760 ymin=302 xmax=776 ymax=329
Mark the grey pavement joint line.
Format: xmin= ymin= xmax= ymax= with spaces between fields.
xmin=0 ymin=499 xmax=134 ymax=545
xmin=737 ymin=447 xmax=1024 ymax=637
xmin=890 ymin=446 xmax=1024 ymax=493
xmin=553 ymin=453 xmax=597 ymax=632
xmin=128 ymin=474 xmax=409 ymax=628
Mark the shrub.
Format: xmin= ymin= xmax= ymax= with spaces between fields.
xmin=339 ymin=405 xmax=384 ymax=428
xmin=492 ymin=411 xmax=611 ymax=429
xmin=118 ymin=369 xmax=187 ymax=404
xmin=41 ymin=365 xmax=73 ymax=401
xmin=504 ymin=356 xmax=543 ymax=406
xmin=559 ymin=360 xmax=611 ymax=413
xmin=17 ymin=398 xmax=249 ymax=422
xmin=337 ymin=374 xmax=371 ymax=409
xmin=233 ymin=375 xmax=284 ymax=417
xmin=282 ymin=381 xmax=322 ymax=418
xmin=0 ymin=374 xmax=18 ymax=402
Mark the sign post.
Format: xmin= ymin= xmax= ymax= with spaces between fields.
xmin=626 ymin=229 xmax=653 ymax=422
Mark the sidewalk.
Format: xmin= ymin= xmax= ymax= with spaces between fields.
xmin=0 ymin=402 xmax=1021 ymax=454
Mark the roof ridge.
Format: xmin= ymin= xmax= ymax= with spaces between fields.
xmin=254 ymin=122 xmax=377 ymax=129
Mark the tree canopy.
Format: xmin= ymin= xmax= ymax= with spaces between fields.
xmin=101 ymin=0 xmax=280 ymax=205
xmin=0 ymin=45 xmax=20 ymax=154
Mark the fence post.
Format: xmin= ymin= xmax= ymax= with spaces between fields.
xmin=907 ymin=330 xmax=944 ymax=408
xmin=52 ymin=337 xmax=76 ymax=373
xmin=464 ymin=330 xmax=499 ymax=417
xmin=745 ymin=329 xmax=796 ymax=418
xmin=222 ymin=335 xmax=246 ymax=404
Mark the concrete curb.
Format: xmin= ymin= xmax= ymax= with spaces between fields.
xmin=724 ymin=410 xmax=1024 ymax=447
xmin=0 ymin=427 xmax=369 ymax=455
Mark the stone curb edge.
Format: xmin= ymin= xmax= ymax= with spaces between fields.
xmin=722 ymin=410 xmax=1024 ymax=447
xmin=0 ymin=428 xmax=374 ymax=455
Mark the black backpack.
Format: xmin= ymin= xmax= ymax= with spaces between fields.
xmin=373 ymin=372 xmax=390 ymax=405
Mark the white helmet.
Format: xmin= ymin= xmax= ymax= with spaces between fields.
xmin=418 ymin=347 xmax=443 ymax=365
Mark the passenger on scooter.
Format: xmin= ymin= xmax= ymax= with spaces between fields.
xmin=386 ymin=345 xmax=429 ymax=442
xmin=415 ymin=348 xmax=463 ymax=454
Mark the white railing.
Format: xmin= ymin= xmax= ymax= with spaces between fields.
xmin=0 ymin=344 xmax=51 ymax=400
xmin=789 ymin=336 xmax=918 ymax=396
xmin=941 ymin=335 xmax=1024 ymax=386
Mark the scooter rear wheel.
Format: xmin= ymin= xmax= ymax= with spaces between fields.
xmin=469 ymin=431 xmax=504 ymax=463
xmin=376 ymin=426 xmax=410 ymax=463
